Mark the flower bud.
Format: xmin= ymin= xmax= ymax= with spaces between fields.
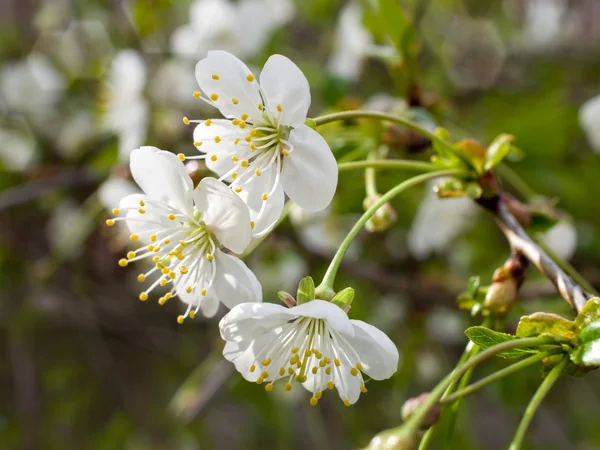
xmin=278 ymin=291 xmax=296 ymax=308
xmin=363 ymin=194 xmax=397 ymax=232
xmin=484 ymin=278 xmax=518 ymax=316
xmin=400 ymin=392 xmax=440 ymax=430
xmin=363 ymin=429 xmax=418 ymax=450
xmin=331 ymin=287 xmax=354 ymax=310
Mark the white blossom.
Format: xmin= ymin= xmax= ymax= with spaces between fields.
xmin=540 ymin=220 xmax=578 ymax=261
xmin=185 ymin=51 xmax=338 ymax=237
xmin=107 ymin=147 xmax=261 ymax=321
xmin=579 ymin=94 xmax=600 ymax=154
xmin=220 ymin=300 xmax=399 ymax=405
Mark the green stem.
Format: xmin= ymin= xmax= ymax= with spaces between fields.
xmin=316 ymin=169 xmax=462 ymax=297
xmin=508 ymin=357 xmax=568 ymax=450
xmin=534 ymin=236 xmax=599 ymax=297
xmin=440 ymin=351 xmax=558 ymax=406
xmin=338 ymin=159 xmax=437 ymax=173
xmin=401 ymin=335 xmax=563 ymax=437
xmin=313 ymin=110 xmax=442 ymax=144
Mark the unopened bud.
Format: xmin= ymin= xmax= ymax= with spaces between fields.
xmin=363 ymin=428 xmax=418 ymax=450
xmin=401 ymin=393 xmax=440 ymax=430
xmin=484 ymin=278 xmax=518 ymax=315
xmin=363 ymin=194 xmax=397 ymax=232
xmin=278 ymin=291 xmax=296 ymax=308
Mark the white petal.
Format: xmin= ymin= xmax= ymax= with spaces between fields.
xmin=345 ymin=320 xmax=399 ymax=380
xmin=223 ymin=327 xmax=283 ymax=382
xmin=194 ymin=178 xmax=252 ymax=253
xmin=291 ymin=300 xmax=354 ymax=336
xmin=219 ymin=301 xmax=294 ymax=342
xmin=129 ymin=147 xmax=193 ymax=215
xmin=579 ymin=94 xmax=600 ymax=154
xmin=199 ymin=292 xmax=220 ymax=318
xmin=119 ymin=193 xmax=169 ymax=243
xmin=195 ymin=51 xmax=262 ymax=121
xmin=259 ymin=54 xmax=310 ymax=127
xmin=212 ymin=249 xmax=262 ymax=309
xmin=281 ymin=125 xmax=338 ymax=212
xmin=193 ymin=119 xmax=246 ymax=155
xmin=332 ymin=350 xmax=363 ymax=404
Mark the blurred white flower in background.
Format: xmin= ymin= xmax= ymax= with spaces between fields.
xmin=579 ymin=94 xmax=600 ymax=154
xmin=540 ymin=220 xmax=578 ymax=261
xmin=524 ymin=0 xmax=568 ymax=47
xmin=105 ymin=50 xmax=149 ymax=161
xmin=171 ymin=0 xmax=294 ymax=60
xmin=408 ymin=180 xmax=478 ymax=260
xmin=0 ymin=128 xmax=38 ymax=171
xmin=149 ymin=59 xmax=199 ymax=107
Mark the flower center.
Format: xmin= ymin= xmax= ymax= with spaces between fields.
xmin=247 ymin=317 xmax=367 ymax=406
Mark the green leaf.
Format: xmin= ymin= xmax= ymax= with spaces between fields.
xmin=467 ymin=276 xmax=481 ymax=298
xmin=484 ymin=134 xmax=514 ymax=171
xmin=575 ymin=297 xmax=600 ymax=329
xmin=516 ymin=312 xmax=577 ymax=340
xmin=376 ymin=0 xmax=411 ymax=54
xmin=571 ymin=320 xmax=600 ymax=367
xmin=296 ymin=276 xmax=315 ymax=305
xmin=465 ymin=326 xmax=537 ymax=358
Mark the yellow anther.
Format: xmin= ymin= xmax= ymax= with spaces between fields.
xmin=177 ymin=254 xmax=184 ymax=260
xmin=249 ymin=365 xmax=256 ymax=373
xmin=239 ymin=121 xmax=247 ymax=129
xmin=139 ymin=292 xmax=148 ymax=301
xmin=288 ymin=367 xmax=295 ymax=375
xmin=152 ymin=256 xmax=160 ymax=263
xmin=350 ymin=368 xmax=358 ymax=376
xmin=153 ymin=247 xmax=161 ymax=253
xmin=315 ymin=352 xmax=322 ymax=360
xmin=241 ymin=160 xmax=249 ymax=168
xmin=205 ymin=119 xmax=212 ymax=126
xmin=262 ymin=193 xmax=268 ymax=201
xmin=177 ymin=315 xmax=184 ymax=324
xmin=334 ymin=359 xmax=341 ymax=367
xmin=284 ymin=383 xmax=292 ymax=391
xmin=232 ymin=97 xmax=239 ymax=105
xmin=241 ymin=113 xmax=249 ymax=121
xmin=233 ymin=138 xmax=240 ymax=145
xmin=194 ymin=142 xmax=203 ymax=148
xmin=139 ymin=200 xmax=145 ymax=206
xmin=343 ymin=399 xmax=351 ymax=407
xmin=231 ymin=155 xmax=239 ymax=162
xmin=250 ymin=221 xmax=255 ymax=229
xmin=186 ymin=286 xmax=192 ymax=294
xmin=158 ymin=297 xmax=167 ymax=305
xmin=292 ymin=347 xmax=299 ymax=353
xmin=231 ymin=172 xmax=238 ymax=180
xmin=311 ymin=367 xmax=318 ymax=374
xmin=189 ymin=310 xmax=195 ymax=319
xmin=262 ymin=358 xmax=271 ymax=366
xmin=161 ymin=267 xmax=169 ymax=274
xmin=112 ymin=208 xmax=120 ymax=215
xmin=261 ymin=371 xmax=269 ymax=378
xmin=309 ymin=397 xmax=318 ymax=406
xmin=356 ymin=362 xmax=363 ymax=371
xmin=193 ymin=91 xmax=201 ymax=98
xmin=319 ymin=360 xmax=326 ymax=368
xmin=118 ymin=258 xmax=128 ymax=267
xmin=232 ymin=119 xmax=240 ymax=125
xmin=234 ymin=187 xmax=242 ymax=193
xmin=210 ymin=155 xmax=218 ymax=162
xmin=169 ymin=271 xmax=176 ymax=279
xmin=160 ymin=279 xmax=167 ymax=287
xmin=179 ymin=267 xmax=188 ymax=275
xmin=279 ymin=367 xmax=285 ymax=376
xmin=245 ymin=135 xmax=252 ymax=142
xmin=324 ymin=357 xmax=331 ymax=364
xmin=106 ymin=219 xmax=115 ymax=226
xmin=265 ymin=383 xmax=273 ymax=392
xmin=179 ymin=240 xmax=186 ymax=246
xmin=214 ymin=136 xmax=221 ymax=143
xmin=183 ymin=117 xmax=190 ymax=125
xmin=276 ymin=104 xmax=282 ymax=112
xmin=148 ymin=245 xmax=155 ymax=252
xmin=206 ymin=253 xmax=214 ymax=261
xmin=255 ymin=168 xmax=261 ymax=176
xmin=177 ymin=153 xmax=186 ymax=161
xmin=130 ymin=234 xmax=139 ymax=241
xmin=325 ymin=367 xmax=331 ymax=375
xmin=210 ymin=93 xmax=219 ymax=101
xmin=250 ymin=129 xmax=257 ymax=136
xmin=201 ymin=288 xmax=207 ymax=296
xmin=258 ymin=103 xmax=263 ymax=111
xmin=327 ymin=381 xmax=335 ymax=390
xmin=127 ymin=251 xmax=135 ymax=260
xmin=250 ymin=143 xmax=256 ymax=151
xmin=304 ymin=350 xmax=312 ymax=358
xmin=137 ymin=274 xmax=145 ymax=282
xmin=256 ymin=377 xmax=264 ymax=384
xmin=282 ymin=149 xmax=289 ymax=156
xmin=246 ymin=74 xmax=255 ymax=82
xmin=150 ymin=235 xmax=157 ymax=242
xmin=165 ymin=293 xmax=172 ymax=300
xmin=138 ymin=208 xmax=146 ymax=214
xmin=212 ymin=74 xmax=220 ymax=80
xmin=360 ymin=385 xmax=368 ymax=393
xmin=163 ymin=239 xmax=170 ymax=245
xmin=315 ymin=391 xmax=322 ymax=400
xmin=168 ymin=213 xmax=176 ymax=220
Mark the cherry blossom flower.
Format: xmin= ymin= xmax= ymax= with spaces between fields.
xmin=183 ymin=51 xmax=338 ymax=236
xmin=220 ymin=300 xmax=399 ymax=405
xmin=107 ymin=146 xmax=261 ymax=321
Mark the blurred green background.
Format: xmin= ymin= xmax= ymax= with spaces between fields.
xmin=1 ymin=0 xmax=600 ymax=449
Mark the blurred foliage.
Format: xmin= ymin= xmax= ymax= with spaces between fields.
xmin=1 ymin=0 xmax=600 ymax=449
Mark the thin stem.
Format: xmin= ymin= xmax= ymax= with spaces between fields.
xmin=508 ymin=357 xmax=568 ymax=450
xmin=440 ymin=351 xmax=558 ymax=406
xmin=337 ymin=159 xmax=437 ymax=173
xmin=317 ymin=169 xmax=462 ymax=295
xmin=365 ymin=150 xmax=379 ymax=197
xmin=496 ymin=164 xmax=537 ymax=202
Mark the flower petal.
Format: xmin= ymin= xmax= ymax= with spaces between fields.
xmin=280 ymin=125 xmax=338 ymax=212
xmin=345 ymin=320 xmax=400 ymax=380
xmin=194 ymin=178 xmax=252 ymax=253
xmin=291 ymin=300 xmax=353 ymax=336
xmin=223 ymin=327 xmax=283 ymax=382
xmin=119 ymin=193 xmax=170 ymax=243
xmin=199 ymin=291 xmax=220 ymax=318
xmin=195 ymin=50 xmax=263 ymax=121
xmin=212 ymin=249 xmax=262 ymax=309
xmin=193 ymin=119 xmax=246 ymax=153
xmin=259 ymin=54 xmax=310 ymax=127
xmin=219 ymin=302 xmax=294 ymax=343
xmin=129 ymin=146 xmax=193 ymax=215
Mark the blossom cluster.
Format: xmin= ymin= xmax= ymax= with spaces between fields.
xmin=105 ymin=51 xmax=399 ymax=405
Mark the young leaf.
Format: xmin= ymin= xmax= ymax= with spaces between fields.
xmin=465 ymin=326 xmax=537 ymax=358
xmin=571 ymin=320 xmax=600 ymax=367
xmin=575 ymin=297 xmax=600 ymax=329
xmin=484 ymin=134 xmax=514 ymax=171
xmin=296 ymin=276 xmax=315 ymax=305
xmin=516 ymin=312 xmax=577 ymax=341
xmin=467 ymin=276 xmax=481 ymax=298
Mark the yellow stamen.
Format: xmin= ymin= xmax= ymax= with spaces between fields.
xmin=360 ymin=385 xmax=368 ymax=393
xmin=262 ymin=358 xmax=271 ymax=366
xmin=193 ymin=91 xmax=201 ymax=98
xmin=276 ymin=104 xmax=282 ymax=112
xmin=214 ymin=136 xmax=221 ymax=143
xmin=139 ymin=292 xmax=148 ymax=301
xmin=232 ymin=97 xmax=239 ymax=105
xmin=177 ymin=315 xmax=184 ymax=324
xmin=189 ymin=311 xmax=195 ymax=319
xmin=234 ymin=187 xmax=242 ymax=193
xmin=127 ymin=251 xmax=135 ymax=260
xmin=186 ymin=286 xmax=192 ymax=294
xmin=178 ymin=153 xmax=185 ymax=161
xmin=309 ymin=397 xmax=318 ymax=406
xmin=282 ymin=149 xmax=289 ymax=156
xmin=350 ymin=368 xmax=358 ymax=376
xmin=250 ymin=221 xmax=255 ymax=229
xmin=210 ymin=93 xmax=219 ymax=101
xmin=262 ymin=193 xmax=268 ymax=201
xmin=105 ymin=219 xmax=115 ymax=226
xmin=265 ymin=383 xmax=273 ymax=392
xmin=343 ymin=399 xmax=351 ymax=406
xmin=285 ymin=383 xmax=292 ymax=391
xmin=118 ymin=259 xmax=128 ymax=267
xmin=183 ymin=117 xmax=190 ymax=125
xmin=206 ymin=253 xmax=214 ymax=261
xmin=315 ymin=391 xmax=322 ymax=400
xmin=201 ymin=288 xmax=207 ymax=296
xmin=246 ymin=74 xmax=255 ymax=82
xmin=241 ymin=113 xmax=249 ymax=121
xmin=130 ymin=234 xmax=139 ymax=241
xmin=112 ymin=208 xmax=120 ymax=215
xmin=258 ymin=103 xmax=263 ymax=111
xmin=205 ymin=119 xmax=212 ymax=126
xmin=241 ymin=160 xmax=249 ymax=168
xmin=168 ymin=213 xmax=176 ymax=220
xmin=212 ymin=74 xmax=220 ymax=80
xmin=137 ymin=274 xmax=145 ymax=282
xmin=327 ymin=381 xmax=335 ymax=390
xmin=249 ymin=365 xmax=256 ymax=373
xmin=255 ymin=168 xmax=261 ymax=176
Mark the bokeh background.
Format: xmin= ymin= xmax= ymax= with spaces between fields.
xmin=1 ymin=0 xmax=600 ymax=449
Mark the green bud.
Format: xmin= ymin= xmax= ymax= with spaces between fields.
xmin=331 ymin=287 xmax=354 ymax=310
xmin=304 ymin=118 xmax=317 ymax=130
xmin=363 ymin=194 xmax=397 ymax=232
xmin=297 ymin=276 xmax=315 ymax=305
xmin=278 ymin=291 xmax=296 ymax=308
xmin=484 ymin=279 xmax=518 ymax=316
